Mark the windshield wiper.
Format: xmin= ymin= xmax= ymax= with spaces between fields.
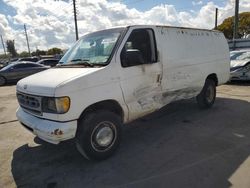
xmin=58 ymin=59 xmax=94 ymax=67
xmin=57 ymin=59 xmax=108 ymax=68
xmin=70 ymin=58 xmax=90 ymax=63
xmin=69 ymin=59 xmax=94 ymax=67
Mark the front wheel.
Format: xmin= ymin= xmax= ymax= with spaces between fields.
xmin=75 ymin=110 xmax=122 ymax=160
xmin=196 ymin=79 xmax=216 ymax=109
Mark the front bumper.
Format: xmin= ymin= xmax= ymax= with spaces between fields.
xmin=16 ymin=107 xmax=77 ymax=144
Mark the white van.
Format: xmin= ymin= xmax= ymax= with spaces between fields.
xmin=16 ymin=25 xmax=230 ymax=160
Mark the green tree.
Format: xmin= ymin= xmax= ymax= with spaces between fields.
xmin=36 ymin=49 xmax=47 ymax=56
xmin=31 ymin=49 xmax=47 ymax=56
xmin=217 ymin=12 xmax=250 ymax=39
xmin=238 ymin=12 xmax=250 ymax=38
xmin=47 ymin=47 xmax=62 ymax=55
xmin=19 ymin=51 xmax=30 ymax=57
xmin=6 ymin=40 xmax=18 ymax=57
xmin=31 ymin=51 xmax=37 ymax=56
xmin=0 ymin=53 xmax=10 ymax=59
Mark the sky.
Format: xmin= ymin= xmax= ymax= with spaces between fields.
xmin=0 ymin=0 xmax=249 ymax=54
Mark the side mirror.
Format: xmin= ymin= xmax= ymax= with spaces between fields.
xmin=123 ymin=49 xmax=145 ymax=67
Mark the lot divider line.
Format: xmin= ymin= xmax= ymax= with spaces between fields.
xmin=0 ymin=119 xmax=18 ymax=125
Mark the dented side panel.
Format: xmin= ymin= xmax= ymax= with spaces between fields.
xmin=116 ymin=25 xmax=229 ymax=122
xmin=119 ymin=63 xmax=163 ymax=121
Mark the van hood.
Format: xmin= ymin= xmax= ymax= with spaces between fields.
xmin=17 ymin=67 xmax=101 ymax=96
xmin=230 ymin=59 xmax=250 ymax=68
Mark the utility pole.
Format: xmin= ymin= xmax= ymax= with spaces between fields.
xmin=215 ymin=8 xmax=218 ymax=30
xmin=24 ymin=24 xmax=31 ymax=56
xmin=233 ymin=0 xmax=239 ymax=49
xmin=73 ymin=0 xmax=79 ymax=41
xmin=0 ymin=35 xmax=6 ymax=56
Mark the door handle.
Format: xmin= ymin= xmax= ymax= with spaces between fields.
xmin=156 ymin=74 xmax=161 ymax=83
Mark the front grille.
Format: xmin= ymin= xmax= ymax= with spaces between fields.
xmin=17 ymin=92 xmax=42 ymax=116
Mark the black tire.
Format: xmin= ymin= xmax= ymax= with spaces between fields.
xmin=196 ymin=79 xmax=216 ymax=109
xmin=0 ymin=76 xmax=6 ymax=86
xmin=75 ymin=110 xmax=122 ymax=160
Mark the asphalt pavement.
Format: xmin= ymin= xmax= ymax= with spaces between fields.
xmin=0 ymin=83 xmax=250 ymax=188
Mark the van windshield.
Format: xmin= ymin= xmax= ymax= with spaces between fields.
xmin=59 ymin=28 xmax=125 ymax=67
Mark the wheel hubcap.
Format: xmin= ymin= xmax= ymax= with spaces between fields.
xmin=206 ymin=85 xmax=214 ymax=103
xmin=96 ymin=126 xmax=114 ymax=147
xmin=91 ymin=121 xmax=116 ymax=152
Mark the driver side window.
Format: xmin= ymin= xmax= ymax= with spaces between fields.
xmin=121 ymin=28 xmax=157 ymax=67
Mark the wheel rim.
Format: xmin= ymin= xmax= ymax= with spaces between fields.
xmin=91 ymin=121 xmax=116 ymax=152
xmin=96 ymin=126 xmax=113 ymax=147
xmin=205 ymin=85 xmax=214 ymax=103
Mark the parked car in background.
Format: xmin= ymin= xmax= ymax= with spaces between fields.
xmin=37 ymin=58 xmax=59 ymax=67
xmin=0 ymin=62 xmax=49 ymax=86
xmin=0 ymin=61 xmax=8 ymax=69
xmin=17 ymin=57 xmax=40 ymax=62
xmin=230 ymin=49 xmax=250 ymax=80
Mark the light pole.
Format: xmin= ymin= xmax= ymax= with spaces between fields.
xmin=73 ymin=0 xmax=79 ymax=41
xmin=233 ymin=0 xmax=239 ymax=49
xmin=215 ymin=8 xmax=218 ymax=30
xmin=0 ymin=35 xmax=7 ymax=56
xmin=24 ymin=24 xmax=31 ymax=56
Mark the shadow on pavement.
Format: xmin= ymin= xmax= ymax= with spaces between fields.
xmin=0 ymin=82 xmax=17 ymax=87
xmin=11 ymin=97 xmax=250 ymax=188
xmin=227 ymin=80 xmax=250 ymax=86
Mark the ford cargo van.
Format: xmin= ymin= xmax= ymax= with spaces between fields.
xmin=16 ymin=25 xmax=230 ymax=160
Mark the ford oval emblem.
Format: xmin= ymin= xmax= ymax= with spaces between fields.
xmin=24 ymin=84 xmax=27 ymax=89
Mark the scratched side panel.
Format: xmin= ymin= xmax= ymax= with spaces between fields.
xmin=155 ymin=26 xmax=230 ymax=106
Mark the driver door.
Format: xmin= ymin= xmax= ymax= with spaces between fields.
xmin=117 ymin=28 xmax=163 ymax=121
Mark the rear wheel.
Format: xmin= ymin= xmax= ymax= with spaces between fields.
xmin=196 ymin=79 xmax=216 ymax=108
xmin=0 ymin=76 xmax=6 ymax=86
xmin=75 ymin=110 xmax=122 ymax=160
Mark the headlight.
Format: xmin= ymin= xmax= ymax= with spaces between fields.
xmin=42 ymin=96 xmax=70 ymax=114
xmin=244 ymin=64 xmax=250 ymax=71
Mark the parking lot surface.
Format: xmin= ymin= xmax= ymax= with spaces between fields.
xmin=0 ymin=83 xmax=250 ymax=188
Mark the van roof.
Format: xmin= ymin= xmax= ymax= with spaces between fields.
xmin=81 ymin=25 xmax=220 ymax=38
xmin=126 ymin=25 xmax=220 ymax=33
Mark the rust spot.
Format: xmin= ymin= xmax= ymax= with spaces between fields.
xmin=51 ymin=129 xmax=63 ymax=135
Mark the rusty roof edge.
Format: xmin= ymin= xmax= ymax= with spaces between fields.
xmin=126 ymin=25 xmax=220 ymax=33
xmin=156 ymin=25 xmax=218 ymax=32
